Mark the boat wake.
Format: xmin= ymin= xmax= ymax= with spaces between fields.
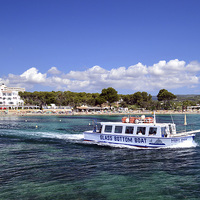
xmin=0 ymin=129 xmax=84 ymax=142
xmin=39 ymin=132 xmax=84 ymax=141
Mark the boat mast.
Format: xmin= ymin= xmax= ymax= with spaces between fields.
xmin=184 ymin=114 xmax=187 ymax=126
xmin=170 ymin=114 xmax=174 ymax=124
xmin=184 ymin=114 xmax=187 ymax=132
xmin=153 ymin=111 xmax=156 ymax=124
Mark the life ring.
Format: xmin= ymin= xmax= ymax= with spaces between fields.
xmin=145 ymin=117 xmax=154 ymax=123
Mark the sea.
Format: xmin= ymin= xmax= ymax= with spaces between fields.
xmin=0 ymin=114 xmax=200 ymax=200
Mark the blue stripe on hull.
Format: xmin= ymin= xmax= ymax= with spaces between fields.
xmin=83 ymin=139 xmax=164 ymax=148
xmin=149 ymin=143 xmax=165 ymax=145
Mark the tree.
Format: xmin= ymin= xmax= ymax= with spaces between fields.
xmin=133 ymin=92 xmax=143 ymax=106
xmin=157 ymin=89 xmax=176 ymax=101
xmin=157 ymin=89 xmax=177 ymax=109
xmin=100 ymin=87 xmax=119 ymax=108
xmin=95 ymin=96 xmax=106 ymax=107
xmin=121 ymin=91 xmax=152 ymax=109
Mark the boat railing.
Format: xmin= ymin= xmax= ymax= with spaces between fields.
xmin=176 ymin=124 xmax=194 ymax=134
xmin=122 ymin=116 xmax=154 ymax=124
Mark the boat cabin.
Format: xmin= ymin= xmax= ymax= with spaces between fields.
xmin=93 ymin=121 xmax=176 ymax=138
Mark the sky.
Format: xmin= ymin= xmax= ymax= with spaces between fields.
xmin=1 ymin=0 xmax=200 ymax=95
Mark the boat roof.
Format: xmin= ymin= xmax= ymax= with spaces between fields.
xmin=99 ymin=122 xmax=172 ymax=127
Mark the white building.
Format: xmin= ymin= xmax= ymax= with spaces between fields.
xmin=0 ymin=84 xmax=24 ymax=108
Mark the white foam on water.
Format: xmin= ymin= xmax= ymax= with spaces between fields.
xmin=166 ymin=140 xmax=198 ymax=149
xmin=1 ymin=129 xmax=84 ymax=141
xmin=37 ymin=132 xmax=84 ymax=141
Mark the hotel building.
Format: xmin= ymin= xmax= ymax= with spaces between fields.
xmin=0 ymin=84 xmax=25 ymax=108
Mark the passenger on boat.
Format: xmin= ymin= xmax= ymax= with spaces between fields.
xmin=137 ymin=127 xmax=145 ymax=135
xmin=149 ymin=131 xmax=156 ymax=136
xmin=138 ymin=131 xmax=142 ymax=135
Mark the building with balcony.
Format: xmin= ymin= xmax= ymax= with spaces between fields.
xmin=0 ymin=84 xmax=24 ymax=108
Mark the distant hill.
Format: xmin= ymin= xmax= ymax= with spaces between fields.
xmin=176 ymin=95 xmax=200 ymax=101
xmin=152 ymin=94 xmax=200 ymax=101
xmin=152 ymin=96 xmax=157 ymax=101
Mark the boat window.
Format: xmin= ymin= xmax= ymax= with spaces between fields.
xmin=104 ymin=125 xmax=113 ymax=133
xmin=115 ymin=126 xmax=123 ymax=134
xmin=137 ymin=127 xmax=146 ymax=135
xmin=149 ymin=127 xmax=157 ymax=135
xmin=125 ymin=126 xmax=134 ymax=134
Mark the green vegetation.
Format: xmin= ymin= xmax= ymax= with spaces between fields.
xmin=121 ymin=91 xmax=152 ymax=110
xmin=99 ymin=87 xmax=119 ymax=108
xmin=19 ymin=88 xmax=200 ymax=111
xmin=157 ymin=89 xmax=177 ymax=110
xmin=157 ymin=89 xmax=177 ymax=101
xmin=19 ymin=91 xmax=100 ymax=109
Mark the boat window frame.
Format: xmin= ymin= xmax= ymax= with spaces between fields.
xmin=125 ymin=126 xmax=134 ymax=134
xmin=149 ymin=127 xmax=157 ymax=136
xmin=104 ymin=125 xmax=113 ymax=133
xmin=114 ymin=126 xmax=123 ymax=134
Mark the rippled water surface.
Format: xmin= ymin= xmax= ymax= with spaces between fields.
xmin=0 ymin=114 xmax=200 ymax=200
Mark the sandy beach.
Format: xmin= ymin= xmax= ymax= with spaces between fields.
xmin=1 ymin=109 xmax=200 ymax=116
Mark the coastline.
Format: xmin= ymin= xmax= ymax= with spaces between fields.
xmin=1 ymin=109 xmax=200 ymax=117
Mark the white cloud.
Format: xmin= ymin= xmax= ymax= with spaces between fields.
xmin=20 ymin=67 xmax=46 ymax=83
xmin=142 ymin=59 xmax=200 ymax=92
xmin=126 ymin=63 xmax=148 ymax=77
xmin=148 ymin=59 xmax=186 ymax=77
xmin=47 ymin=67 xmax=61 ymax=75
xmin=186 ymin=61 xmax=200 ymax=73
xmin=88 ymin=65 xmax=107 ymax=74
xmin=2 ymin=59 xmax=200 ymax=93
xmin=109 ymin=67 xmax=126 ymax=80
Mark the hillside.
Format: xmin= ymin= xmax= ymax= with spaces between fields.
xmin=152 ymin=94 xmax=200 ymax=102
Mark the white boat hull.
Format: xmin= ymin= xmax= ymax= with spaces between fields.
xmin=83 ymin=131 xmax=195 ymax=148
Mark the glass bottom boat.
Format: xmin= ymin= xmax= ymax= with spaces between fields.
xmin=83 ymin=115 xmax=199 ymax=148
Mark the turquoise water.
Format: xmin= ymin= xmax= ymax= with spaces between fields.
xmin=0 ymin=114 xmax=200 ymax=200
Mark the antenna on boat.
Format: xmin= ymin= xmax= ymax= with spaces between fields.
xmin=170 ymin=114 xmax=174 ymax=124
